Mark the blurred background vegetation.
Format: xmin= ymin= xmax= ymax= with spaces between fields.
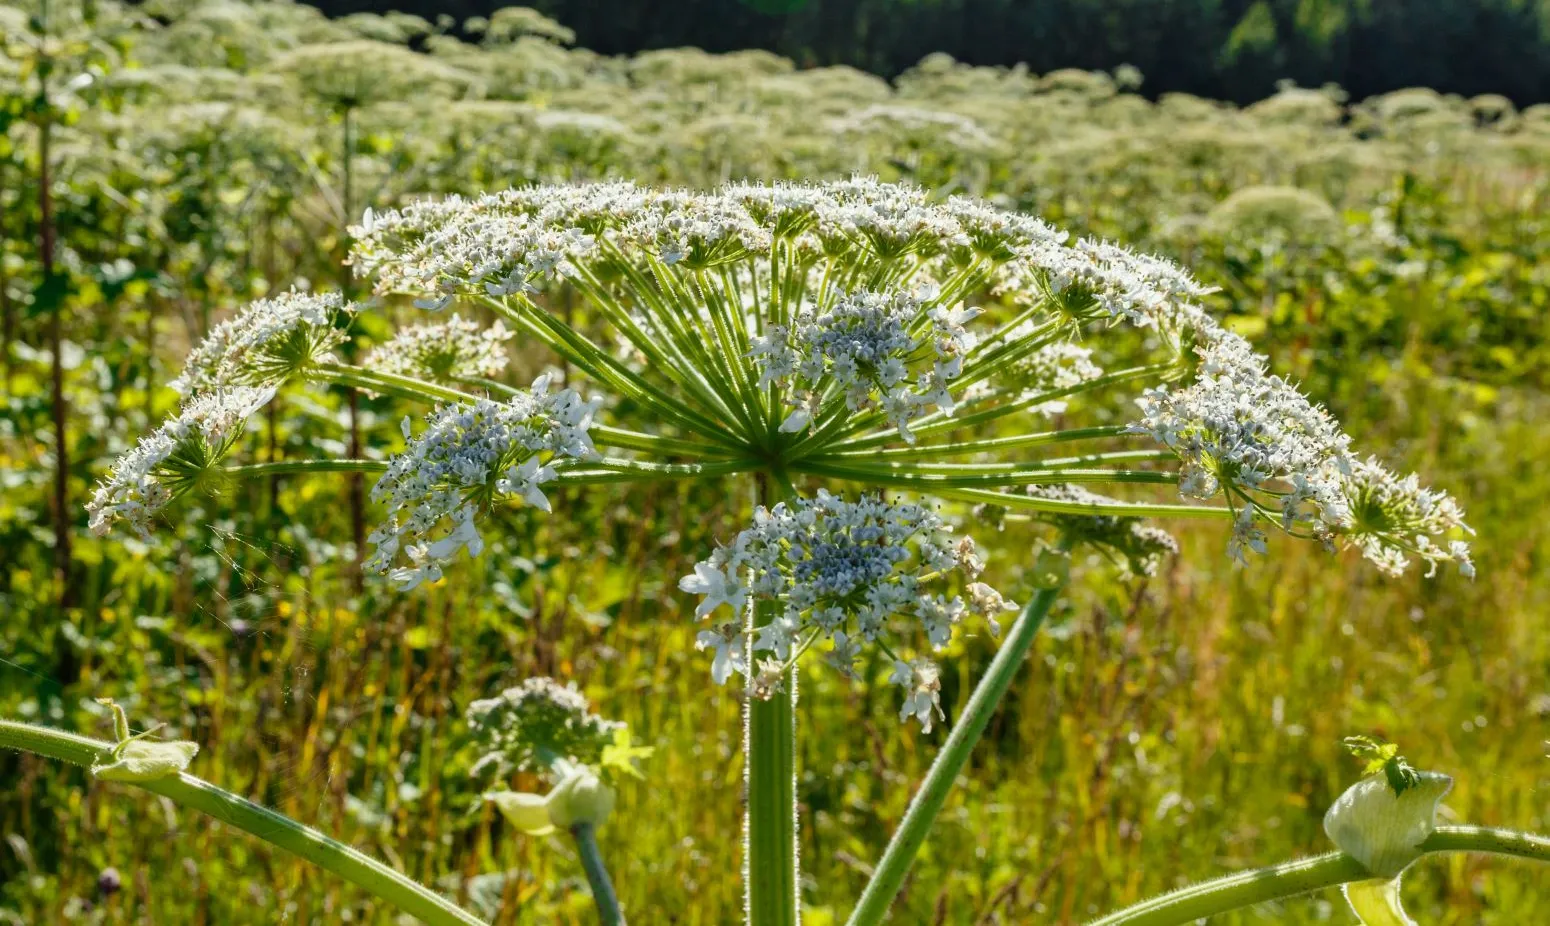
xmin=307 ymin=0 xmax=1550 ymax=105
xmin=1 ymin=0 xmax=1547 ymax=923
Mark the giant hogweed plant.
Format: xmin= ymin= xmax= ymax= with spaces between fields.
xmin=3 ymin=178 xmax=1541 ymax=925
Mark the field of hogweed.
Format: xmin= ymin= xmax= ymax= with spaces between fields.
xmin=1 ymin=1 xmax=1548 ymax=924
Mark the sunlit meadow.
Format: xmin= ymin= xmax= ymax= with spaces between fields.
xmin=1 ymin=2 xmax=1548 ymax=925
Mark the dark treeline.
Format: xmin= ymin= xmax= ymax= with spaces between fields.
xmin=312 ymin=0 xmax=1550 ymax=104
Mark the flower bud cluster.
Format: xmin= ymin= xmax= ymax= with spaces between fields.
xmin=172 ymin=291 xmax=361 ymax=394
xmin=367 ymin=375 xmax=599 ymax=590
xmin=88 ymin=386 xmax=275 ymax=539
xmin=467 ymin=677 xmax=624 ymax=777
xmin=680 ymin=491 xmax=1014 ymax=729
xmin=364 ymin=314 xmax=513 ymax=382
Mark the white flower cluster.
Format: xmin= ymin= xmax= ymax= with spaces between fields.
xmin=87 ymin=386 xmax=275 ymax=538
xmin=172 ymin=291 xmax=360 ymax=394
xmin=1342 ymin=457 xmax=1474 ymax=578
xmin=1000 ymin=236 xmax=1217 ymax=332
xmin=679 ymin=491 xmax=1014 ymax=730
xmin=751 ymin=288 xmax=979 ymax=441
xmin=1132 ymin=328 xmax=1472 ymax=574
xmin=621 ymin=190 xmax=772 ymax=268
xmin=367 ymin=375 xmax=599 ymax=590
xmin=352 ymin=201 xmax=596 ymax=310
xmin=352 ymin=177 xmax=1078 ymax=306
xmin=1015 ymin=341 xmax=1105 ymax=414
xmin=1133 ymin=328 xmax=1353 ymax=559
xmin=1020 ymin=485 xmax=1180 ymax=577
xmin=466 ymin=677 xmax=624 ymax=776
xmin=350 ymin=177 xmax=1471 ymax=577
xmin=831 ymin=105 xmax=1000 ymax=154
xmin=363 ymin=314 xmax=513 ymax=382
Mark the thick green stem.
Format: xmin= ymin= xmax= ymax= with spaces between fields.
xmin=1085 ymin=826 xmax=1550 ymax=926
xmin=846 ymin=575 xmax=1067 ymax=926
xmin=0 ymin=719 xmax=486 ymax=926
xmin=571 ymin=822 xmax=625 ymax=926
xmin=747 ymin=476 xmax=799 ymax=926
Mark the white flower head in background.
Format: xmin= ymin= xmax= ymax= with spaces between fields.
xmin=172 ymin=291 xmax=361 ymax=395
xmin=364 ymin=313 xmax=513 ymax=382
xmin=87 ymin=385 xmax=276 ymax=539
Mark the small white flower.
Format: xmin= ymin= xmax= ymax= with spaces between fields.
xmin=695 ymin=623 xmax=747 ymax=685
xmin=779 ymin=407 xmax=812 ymax=433
xmin=890 ymin=658 xmax=944 ymax=732
xmin=678 ymin=562 xmax=746 ymax=618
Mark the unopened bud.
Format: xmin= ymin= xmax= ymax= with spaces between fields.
xmin=1323 ymin=771 xmax=1451 ymax=878
xmin=545 ymin=764 xmax=616 ymax=830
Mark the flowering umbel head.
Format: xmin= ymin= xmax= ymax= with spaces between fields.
xmin=87 ymin=386 xmax=274 ymax=539
xmin=363 ymin=313 xmax=513 ymax=382
xmin=172 ymin=291 xmax=361 ymax=395
xmin=680 ymin=492 xmax=1014 ymax=729
xmin=349 ymin=176 xmax=1471 ymax=579
xmin=751 ymin=287 xmax=979 ymax=441
xmin=367 ymin=375 xmax=599 ymax=590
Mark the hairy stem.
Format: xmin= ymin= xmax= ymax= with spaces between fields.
xmin=0 ymin=719 xmax=486 ymax=926
xmin=747 ymin=476 xmax=799 ymax=926
xmin=1085 ymin=826 xmax=1550 ymax=926
xmin=846 ymin=572 xmax=1068 ymax=926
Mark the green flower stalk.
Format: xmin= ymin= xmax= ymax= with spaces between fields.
xmin=470 ymin=678 xmax=645 ymax=926
xmin=88 ymin=178 xmax=1473 ymax=925
xmin=1089 ymin=754 xmax=1549 ymax=926
xmin=0 ymin=716 xmax=484 ymax=926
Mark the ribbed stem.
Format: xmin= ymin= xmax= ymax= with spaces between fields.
xmin=746 ymin=476 xmax=800 ymax=926
xmin=0 ymin=719 xmax=486 ymax=926
xmin=1086 ymin=826 xmax=1550 ymax=926
xmin=846 ymin=575 xmax=1067 ymax=926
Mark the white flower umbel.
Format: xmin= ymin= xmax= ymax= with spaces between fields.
xmin=681 ymin=491 xmax=1014 ymax=729
xmin=87 ymin=385 xmax=276 ymax=538
xmin=363 ymin=314 xmax=513 ymax=382
xmin=172 ymin=291 xmax=361 ymax=394
xmin=367 ymin=375 xmax=599 ymax=590
xmin=1132 ymin=326 xmax=1472 ymax=573
xmin=346 ymin=176 xmax=1475 ymax=580
xmin=1342 ymin=457 xmax=1475 ymax=578
xmin=751 ymin=288 xmax=980 ymax=441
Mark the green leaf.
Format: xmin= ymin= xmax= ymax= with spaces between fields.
xmin=600 ymin=727 xmax=653 ymax=780
xmin=28 ymin=272 xmax=70 ymax=320
xmin=1342 ymin=735 xmax=1420 ymax=795
xmin=485 ymin=790 xmax=555 ymax=835
xmin=91 ymin=739 xmax=199 ymax=782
